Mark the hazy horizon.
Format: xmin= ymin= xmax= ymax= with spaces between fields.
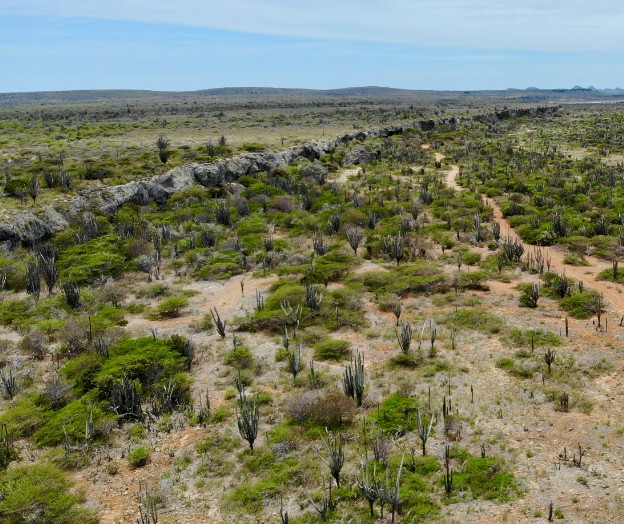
xmin=2 ymin=1 xmax=624 ymax=93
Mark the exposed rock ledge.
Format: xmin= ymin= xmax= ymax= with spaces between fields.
xmin=0 ymin=106 xmax=558 ymax=245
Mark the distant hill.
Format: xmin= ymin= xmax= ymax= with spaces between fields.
xmin=1 ymin=86 xmax=624 ymax=107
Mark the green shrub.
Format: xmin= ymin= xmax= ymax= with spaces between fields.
xmin=94 ymin=337 xmax=187 ymax=396
xmin=597 ymin=267 xmax=624 ymax=283
xmin=61 ymin=353 xmax=104 ymax=395
xmin=355 ymin=264 xmax=449 ymax=296
xmin=44 ymin=447 xmax=91 ymax=471
xmin=458 ymin=271 xmax=489 ymax=291
xmin=0 ymin=396 xmax=50 ymax=438
xmin=264 ymin=281 xmax=304 ymax=311
xmin=196 ymin=430 xmax=238 ymax=455
xmin=57 ymin=235 xmax=126 ymax=285
xmin=3 ymin=177 xmax=28 ymax=197
xmin=223 ymin=481 xmax=274 ymax=514
xmin=89 ymin=305 xmax=127 ymax=330
xmin=241 ymin=142 xmax=265 ymax=152
xmin=224 ymin=346 xmax=254 ymax=368
xmin=195 ymin=254 xmax=244 ymax=280
xmin=495 ymin=357 xmax=515 ymax=371
xmin=127 ymin=446 xmax=150 ymax=469
xmin=154 ymin=295 xmax=189 ymax=318
xmin=313 ymin=338 xmax=350 ymax=360
xmin=0 ymin=257 xmax=26 ymax=291
xmin=128 ymin=424 xmax=147 ymax=442
xmin=389 ymin=352 xmax=419 ymax=368
xmin=459 ymin=250 xmax=481 ymax=266
xmin=559 ymin=291 xmax=601 ymax=319
xmin=505 ymin=328 xmax=563 ymax=348
xmin=563 ymin=254 xmax=589 ymax=266
xmin=0 ymin=298 xmax=33 ymax=328
xmin=452 ymin=451 xmax=520 ymax=501
xmin=33 ymin=400 xmax=114 ymax=447
xmin=0 ymin=463 xmax=98 ymax=524
xmin=441 ymin=308 xmax=504 ymax=334
xmin=495 ymin=357 xmax=535 ymax=379
xmin=399 ymin=460 xmax=440 ymax=520
xmin=211 ymin=406 xmax=233 ymax=423
xmin=373 ymin=393 xmax=420 ymax=434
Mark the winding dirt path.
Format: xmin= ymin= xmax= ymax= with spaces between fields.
xmin=440 ymin=155 xmax=624 ymax=317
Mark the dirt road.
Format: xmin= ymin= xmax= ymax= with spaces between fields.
xmin=441 ymin=156 xmax=624 ymax=317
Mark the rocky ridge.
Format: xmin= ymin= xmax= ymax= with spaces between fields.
xmin=0 ymin=106 xmax=558 ymax=245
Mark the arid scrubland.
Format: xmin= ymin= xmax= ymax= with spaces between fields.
xmin=0 ymin=89 xmax=624 ymax=523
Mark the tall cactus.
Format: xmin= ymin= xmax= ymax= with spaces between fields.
xmin=342 ymin=350 xmax=365 ymax=407
xmin=110 ymin=376 xmax=143 ymax=421
xmin=237 ymin=390 xmax=260 ymax=451
xmin=396 ymin=322 xmax=412 ymax=354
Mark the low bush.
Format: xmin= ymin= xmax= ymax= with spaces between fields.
xmin=3 ymin=177 xmax=28 ymax=197
xmin=559 ymin=291 xmax=602 ymax=319
xmin=154 ymin=295 xmax=189 ymax=318
xmin=0 ymin=462 xmax=98 ymax=524
xmin=451 ymin=449 xmax=520 ymax=501
xmin=127 ymin=446 xmax=150 ymax=469
xmin=224 ymin=346 xmax=254 ymax=369
xmin=94 ymin=337 xmax=188 ymax=397
xmin=0 ymin=396 xmax=50 ymax=438
xmin=441 ymin=307 xmax=504 ymax=334
xmin=505 ymin=328 xmax=563 ymax=348
xmin=286 ymin=390 xmax=356 ymax=428
xmin=57 ymin=235 xmax=126 ymax=285
xmin=33 ymin=400 xmax=115 ymax=447
xmin=374 ymin=393 xmax=420 ymax=435
xmin=313 ymin=338 xmax=350 ymax=360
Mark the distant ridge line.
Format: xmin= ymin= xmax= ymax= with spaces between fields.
xmin=1 ymin=86 xmax=624 ymax=106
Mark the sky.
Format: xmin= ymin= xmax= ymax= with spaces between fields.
xmin=1 ymin=1 xmax=623 ymax=93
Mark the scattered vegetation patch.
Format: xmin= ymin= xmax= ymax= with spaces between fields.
xmin=440 ymin=307 xmax=504 ymax=334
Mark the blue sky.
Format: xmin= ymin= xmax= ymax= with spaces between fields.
xmin=1 ymin=1 xmax=623 ymax=92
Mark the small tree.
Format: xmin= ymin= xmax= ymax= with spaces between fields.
xmin=156 ymin=135 xmax=171 ymax=164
